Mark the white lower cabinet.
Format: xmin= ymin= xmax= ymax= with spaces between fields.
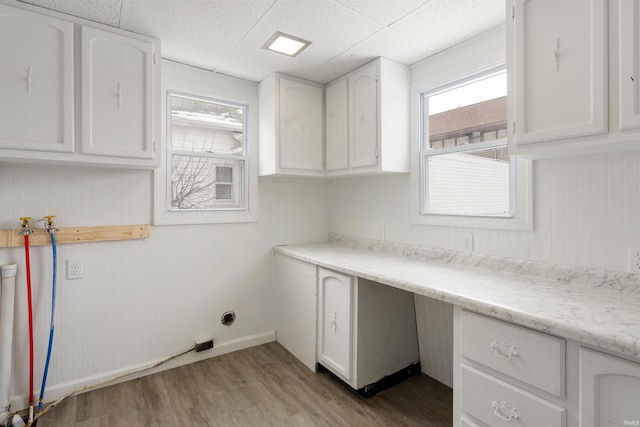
xmin=461 ymin=365 xmax=566 ymax=427
xmin=455 ymin=309 xmax=568 ymax=427
xmin=455 ymin=308 xmax=640 ymax=427
xmin=317 ymin=267 xmax=353 ymax=380
xmin=580 ymin=347 xmax=640 ymax=427
xmin=317 ymin=267 xmax=419 ymax=393
xmin=273 ymin=253 xmax=317 ymax=372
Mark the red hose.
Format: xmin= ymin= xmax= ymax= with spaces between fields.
xmin=24 ymin=233 xmax=34 ymax=410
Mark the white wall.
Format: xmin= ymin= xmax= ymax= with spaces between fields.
xmin=330 ymin=26 xmax=640 ymax=273
xmin=328 ymin=26 xmax=640 ymax=387
xmin=329 ymin=152 xmax=640 ymax=272
xmin=0 ymin=65 xmax=330 ymax=408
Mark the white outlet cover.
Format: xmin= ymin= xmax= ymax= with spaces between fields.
xmin=627 ymin=247 xmax=640 ymax=273
xmin=461 ymin=231 xmax=474 ymax=253
xmin=66 ymin=259 xmax=83 ymax=280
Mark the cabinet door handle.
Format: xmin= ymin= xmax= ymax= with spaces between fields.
xmin=553 ymin=37 xmax=560 ymax=73
xmin=491 ymin=340 xmax=518 ymax=360
xmin=330 ymin=312 xmax=338 ymax=334
xmin=492 ymin=400 xmax=519 ymax=421
xmin=116 ymin=82 xmax=122 ymax=109
xmin=26 ymin=66 xmax=33 ymax=95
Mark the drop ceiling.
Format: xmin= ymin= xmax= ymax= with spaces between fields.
xmin=16 ymin=0 xmax=505 ymax=84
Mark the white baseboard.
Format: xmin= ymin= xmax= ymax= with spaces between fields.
xmin=11 ymin=331 xmax=276 ymax=411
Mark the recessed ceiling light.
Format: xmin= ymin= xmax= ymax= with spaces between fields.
xmin=263 ymin=31 xmax=311 ymax=57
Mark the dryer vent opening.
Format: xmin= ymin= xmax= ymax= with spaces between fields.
xmin=221 ymin=311 xmax=236 ymax=326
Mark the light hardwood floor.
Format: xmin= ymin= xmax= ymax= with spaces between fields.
xmin=36 ymin=342 xmax=452 ymax=426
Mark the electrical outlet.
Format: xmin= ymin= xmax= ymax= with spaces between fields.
xmin=461 ymin=231 xmax=474 ymax=254
xmin=66 ymin=259 xmax=83 ymax=280
xmin=627 ymin=247 xmax=640 ymax=273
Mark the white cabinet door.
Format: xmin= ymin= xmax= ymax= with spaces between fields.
xmin=325 ymin=78 xmax=349 ymax=172
xmin=349 ymin=62 xmax=378 ymax=169
xmin=274 ymin=253 xmax=317 ymax=372
xmin=278 ymin=77 xmax=323 ymax=172
xmin=81 ymin=25 xmax=156 ymax=159
xmin=580 ymin=347 xmax=640 ymax=427
xmin=512 ymin=0 xmax=607 ymax=145
xmin=619 ymin=0 xmax=640 ymax=130
xmin=0 ymin=4 xmax=73 ymax=152
xmin=317 ymin=268 xmax=353 ymax=381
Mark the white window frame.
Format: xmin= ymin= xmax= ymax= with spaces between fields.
xmin=412 ymin=66 xmax=533 ymax=231
xmin=154 ymin=60 xmax=258 ymax=225
xmin=420 ymin=66 xmax=514 ymax=218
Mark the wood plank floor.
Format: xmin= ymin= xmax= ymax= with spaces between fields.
xmin=36 ymin=342 xmax=452 ymax=426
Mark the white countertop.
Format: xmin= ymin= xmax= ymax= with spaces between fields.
xmin=274 ymin=234 xmax=640 ymax=360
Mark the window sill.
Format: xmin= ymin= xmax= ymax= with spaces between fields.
xmin=413 ymin=212 xmax=532 ymax=231
xmin=153 ymin=210 xmax=258 ymax=226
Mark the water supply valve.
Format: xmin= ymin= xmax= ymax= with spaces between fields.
xmin=44 ymin=215 xmax=57 ymax=234
xmin=19 ymin=217 xmax=32 ymax=235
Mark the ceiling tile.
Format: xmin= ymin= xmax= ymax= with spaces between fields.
xmin=23 ymin=0 xmax=122 ymax=26
xmin=304 ymin=28 xmax=439 ymax=83
xmin=390 ymin=0 xmax=505 ymax=52
xmin=119 ymin=0 xmax=276 ymax=71
xmin=332 ymin=0 xmax=431 ymax=26
xmin=215 ymin=0 xmax=383 ymax=82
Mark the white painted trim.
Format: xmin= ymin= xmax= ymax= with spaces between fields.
xmin=11 ymin=331 xmax=276 ymax=410
xmin=153 ymin=60 xmax=260 ymax=225
xmin=409 ymin=25 xmax=533 ymax=231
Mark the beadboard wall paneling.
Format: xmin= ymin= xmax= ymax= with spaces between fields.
xmin=414 ymin=295 xmax=453 ymax=387
xmin=329 ymin=152 xmax=640 ymax=272
xmin=0 ymin=165 xmax=330 ymax=408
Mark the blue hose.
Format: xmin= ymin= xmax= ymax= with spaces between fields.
xmin=38 ymin=232 xmax=57 ymax=410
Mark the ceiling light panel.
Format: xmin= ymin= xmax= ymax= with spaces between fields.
xmin=263 ymin=32 xmax=311 ymax=57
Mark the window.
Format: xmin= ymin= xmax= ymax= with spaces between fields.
xmin=167 ymin=92 xmax=248 ymax=212
xmin=419 ymin=67 xmax=513 ymax=218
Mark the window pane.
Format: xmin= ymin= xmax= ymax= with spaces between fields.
xmin=427 ymin=72 xmax=507 ymax=150
xmin=171 ymin=155 xmax=243 ymax=210
xmin=169 ymin=94 xmax=245 ymax=156
xmin=426 ymin=147 xmax=511 ymax=216
xmin=215 ymin=166 xmax=233 ymax=183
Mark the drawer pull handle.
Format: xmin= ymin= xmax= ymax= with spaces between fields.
xmin=492 ymin=400 xmax=519 ymax=421
xmin=491 ymin=340 xmax=518 ymax=360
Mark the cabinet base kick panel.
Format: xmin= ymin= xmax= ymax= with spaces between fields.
xmin=318 ymin=362 xmax=421 ymax=398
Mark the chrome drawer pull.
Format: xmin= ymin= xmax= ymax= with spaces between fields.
xmin=492 ymin=400 xmax=519 ymax=421
xmin=491 ymin=340 xmax=518 ymax=360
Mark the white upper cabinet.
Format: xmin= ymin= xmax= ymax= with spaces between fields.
xmin=349 ymin=62 xmax=378 ymax=169
xmin=0 ymin=4 xmax=74 ymax=152
xmin=326 ymin=57 xmax=410 ymax=177
xmin=259 ymin=74 xmax=324 ymax=177
xmin=0 ymin=3 xmax=160 ymax=169
xmin=81 ymin=26 xmax=156 ymax=160
xmin=509 ymin=0 xmax=640 ymax=157
xmin=325 ymin=78 xmax=349 ymax=172
xmin=619 ymin=0 xmax=640 ymax=130
xmin=510 ymin=0 xmax=607 ymax=147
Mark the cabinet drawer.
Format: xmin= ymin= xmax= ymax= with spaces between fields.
xmin=461 ymin=365 xmax=566 ymax=427
xmin=461 ymin=310 xmax=565 ymax=396
xmin=460 ymin=416 xmax=482 ymax=427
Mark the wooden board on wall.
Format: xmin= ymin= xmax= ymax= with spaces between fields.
xmin=0 ymin=224 xmax=149 ymax=248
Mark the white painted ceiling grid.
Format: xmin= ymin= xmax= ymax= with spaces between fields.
xmin=17 ymin=0 xmax=505 ymax=83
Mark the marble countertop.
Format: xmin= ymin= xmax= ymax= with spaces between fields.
xmin=274 ymin=234 xmax=640 ymax=360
